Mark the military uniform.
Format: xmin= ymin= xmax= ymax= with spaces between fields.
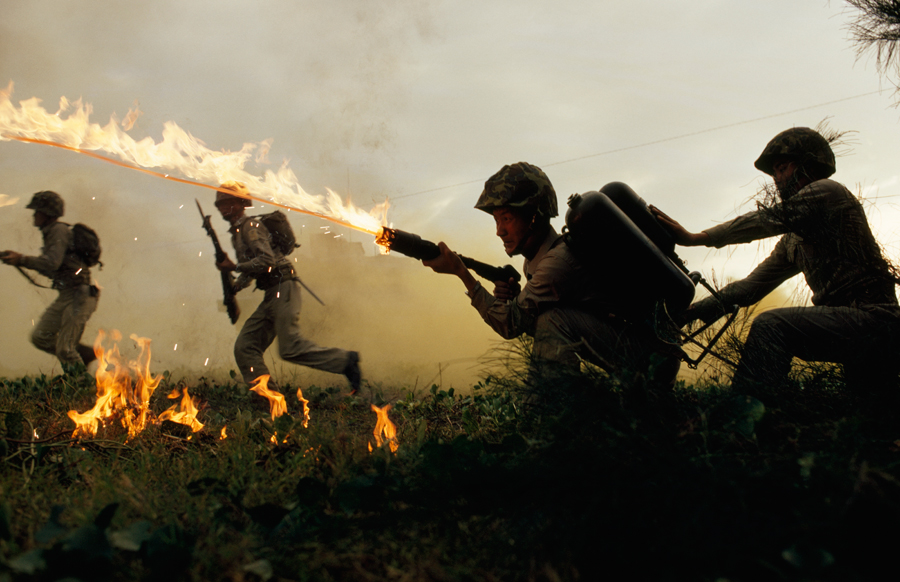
xmin=229 ymin=215 xmax=355 ymax=384
xmin=21 ymin=221 xmax=98 ymax=367
xmin=470 ymin=225 xmax=678 ymax=380
xmin=690 ymin=178 xmax=900 ymax=389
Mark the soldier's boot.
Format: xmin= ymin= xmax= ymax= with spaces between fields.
xmin=343 ymin=351 xmax=362 ymax=395
xmin=76 ymin=344 xmax=97 ymax=366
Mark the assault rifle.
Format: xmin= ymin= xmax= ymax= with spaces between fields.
xmin=196 ymin=200 xmax=240 ymax=324
xmin=375 ymin=227 xmax=521 ymax=283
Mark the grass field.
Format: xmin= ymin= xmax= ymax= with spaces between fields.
xmin=2 ymin=353 xmax=900 ymax=581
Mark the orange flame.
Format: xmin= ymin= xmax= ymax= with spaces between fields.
xmin=220 ymin=426 xmax=228 ymax=440
xmin=296 ymin=387 xmax=310 ymax=429
xmin=67 ymin=330 xmax=162 ymax=439
xmin=368 ymin=404 xmax=399 ymax=453
xmin=158 ymin=387 xmax=204 ymax=433
xmin=250 ymin=375 xmax=286 ymax=420
xmin=0 ymin=82 xmax=389 ymax=235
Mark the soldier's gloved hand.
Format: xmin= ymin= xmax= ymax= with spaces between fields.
xmin=0 ymin=250 xmax=22 ymax=266
xmin=492 ymin=277 xmax=520 ymax=301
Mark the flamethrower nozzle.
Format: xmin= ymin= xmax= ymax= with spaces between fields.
xmin=376 ymin=227 xmax=520 ymax=283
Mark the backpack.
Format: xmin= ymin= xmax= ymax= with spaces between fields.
xmin=256 ymin=211 xmax=298 ymax=256
xmin=69 ymin=223 xmax=102 ymax=268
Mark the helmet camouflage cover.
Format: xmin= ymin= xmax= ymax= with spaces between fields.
xmin=26 ymin=190 xmax=64 ymax=218
xmin=215 ymin=181 xmax=252 ymax=206
xmin=754 ymin=127 xmax=836 ymax=179
xmin=474 ymin=162 xmax=558 ymax=218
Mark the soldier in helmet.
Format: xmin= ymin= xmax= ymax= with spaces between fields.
xmin=212 ymin=181 xmax=362 ymax=394
xmin=423 ymin=162 xmax=681 ymax=386
xmin=653 ymin=127 xmax=900 ymax=394
xmin=0 ymin=191 xmax=99 ymax=372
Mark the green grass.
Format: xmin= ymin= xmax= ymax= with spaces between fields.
xmin=1 ymin=364 xmax=899 ymax=581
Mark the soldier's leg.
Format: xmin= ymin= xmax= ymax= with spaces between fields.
xmin=31 ymin=292 xmax=68 ymax=356
xmin=534 ymin=308 xmax=677 ymax=382
xmin=273 ymin=281 xmax=352 ymax=374
xmin=234 ymin=299 xmax=276 ymax=384
xmin=732 ymin=305 xmax=900 ymax=393
xmin=56 ymin=285 xmax=99 ymax=368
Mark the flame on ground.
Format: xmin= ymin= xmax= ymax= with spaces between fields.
xmin=368 ymin=404 xmax=399 ymax=453
xmin=158 ymin=387 xmax=204 ymax=433
xmin=296 ymin=387 xmax=310 ymax=429
xmin=67 ymin=330 xmax=162 ymax=439
xmin=250 ymin=375 xmax=286 ymax=421
xmin=0 ymin=82 xmax=388 ymax=234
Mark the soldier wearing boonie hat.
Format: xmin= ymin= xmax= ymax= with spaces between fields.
xmin=212 ymin=181 xmax=363 ymax=396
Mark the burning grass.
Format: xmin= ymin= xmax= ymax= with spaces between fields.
xmin=1 ymin=361 xmax=900 ymax=581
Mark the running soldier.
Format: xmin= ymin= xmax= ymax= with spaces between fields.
xmin=653 ymin=127 xmax=900 ymax=395
xmin=213 ymin=182 xmax=362 ymax=394
xmin=0 ymin=191 xmax=99 ymax=372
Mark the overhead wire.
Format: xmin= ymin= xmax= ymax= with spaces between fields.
xmin=391 ymin=89 xmax=887 ymax=201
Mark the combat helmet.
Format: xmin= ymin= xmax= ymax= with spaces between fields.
xmin=474 ymin=162 xmax=558 ymax=218
xmin=215 ymin=181 xmax=252 ymax=207
xmin=754 ymin=127 xmax=836 ymax=180
xmin=26 ymin=190 xmax=64 ymax=218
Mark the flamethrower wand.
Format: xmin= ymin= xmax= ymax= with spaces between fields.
xmin=196 ymin=200 xmax=241 ymax=324
xmin=375 ymin=227 xmax=520 ymax=283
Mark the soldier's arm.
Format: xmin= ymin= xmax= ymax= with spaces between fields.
xmin=688 ymin=238 xmax=799 ymax=324
xmin=234 ymin=221 xmax=278 ymax=277
xmin=19 ymin=223 xmax=68 ymax=276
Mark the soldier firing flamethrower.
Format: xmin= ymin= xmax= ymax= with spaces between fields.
xmin=375 ymin=227 xmax=521 ymax=284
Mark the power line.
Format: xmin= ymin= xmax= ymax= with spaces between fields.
xmin=391 ymin=89 xmax=887 ymax=201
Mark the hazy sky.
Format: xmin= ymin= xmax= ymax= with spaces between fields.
xmin=2 ymin=0 xmax=899 ymax=385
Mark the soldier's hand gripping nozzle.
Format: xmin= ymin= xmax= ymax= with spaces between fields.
xmin=375 ymin=227 xmax=520 ymax=283
xmin=196 ymin=199 xmax=241 ymax=324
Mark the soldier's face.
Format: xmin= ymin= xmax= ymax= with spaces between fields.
xmin=493 ymin=208 xmax=532 ymax=256
xmin=216 ymin=198 xmax=245 ymax=222
xmin=32 ymin=211 xmax=49 ymax=227
xmin=772 ymin=159 xmax=800 ymax=196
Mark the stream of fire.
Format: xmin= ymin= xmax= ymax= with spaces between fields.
xmin=0 ymin=83 xmax=388 ymax=236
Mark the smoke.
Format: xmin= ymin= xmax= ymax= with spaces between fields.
xmin=0 ymin=0 xmax=504 ymax=388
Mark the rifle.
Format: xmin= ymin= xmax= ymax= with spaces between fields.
xmin=196 ymin=200 xmax=240 ymax=324
xmin=375 ymin=227 xmax=521 ymax=283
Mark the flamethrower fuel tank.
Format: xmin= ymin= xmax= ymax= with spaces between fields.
xmin=564 ymin=183 xmax=695 ymax=313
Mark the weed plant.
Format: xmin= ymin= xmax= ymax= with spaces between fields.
xmin=1 ymin=354 xmax=899 ymax=581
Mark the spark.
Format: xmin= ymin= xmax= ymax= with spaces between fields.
xmin=198 ymin=251 xmax=202 ymax=257
xmin=204 ymin=357 xmax=209 ymax=366
xmin=179 ymin=204 xmax=183 ymax=209
xmin=75 ymin=268 xmax=82 ymax=275
xmin=174 ymin=344 xmax=177 ymax=351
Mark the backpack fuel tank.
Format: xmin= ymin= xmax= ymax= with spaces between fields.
xmin=564 ymin=182 xmax=695 ymax=314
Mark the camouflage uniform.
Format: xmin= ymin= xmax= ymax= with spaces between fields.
xmin=472 ymin=163 xmax=679 ymax=383
xmin=229 ymin=214 xmax=354 ymax=384
xmin=21 ymin=221 xmax=98 ymax=368
xmin=690 ymin=177 xmax=900 ymax=391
